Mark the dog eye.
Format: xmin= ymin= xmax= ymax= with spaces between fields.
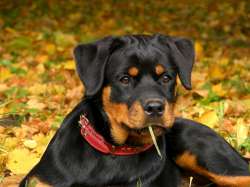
xmin=119 ymin=75 xmax=130 ymax=85
xmin=161 ymin=74 xmax=171 ymax=84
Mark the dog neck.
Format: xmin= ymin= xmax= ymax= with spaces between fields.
xmin=87 ymin=97 xmax=119 ymax=146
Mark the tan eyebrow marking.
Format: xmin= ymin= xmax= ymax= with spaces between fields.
xmin=128 ymin=67 xmax=139 ymax=77
xmin=155 ymin=64 xmax=165 ymax=75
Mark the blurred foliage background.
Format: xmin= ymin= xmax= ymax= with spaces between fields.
xmin=0 ymin=0 xmax=250 ymax=181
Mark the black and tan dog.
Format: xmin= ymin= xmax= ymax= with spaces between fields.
xmin=20 ymin=35 xmax=250 ymax=187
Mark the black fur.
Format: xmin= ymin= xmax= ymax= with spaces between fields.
xmin=20 ymin=34 xmax=250 ymax=187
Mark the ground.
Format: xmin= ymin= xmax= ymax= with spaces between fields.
xmin=0 ymin=0 xmax=249 ymax=182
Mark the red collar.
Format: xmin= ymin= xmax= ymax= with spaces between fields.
xmin=79 ymin=114 xmax=153 ymax=156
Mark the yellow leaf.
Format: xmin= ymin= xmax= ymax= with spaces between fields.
xmin=195 ymin=41 xmax=203 ymax=60
xmin=212 ymin=83 xmax=226 ymax=97
xmin=36 ymin=63 xmax=46 ymax=74
xmin=63 ymin=60 xmax=75 ymax=70
xmin=51 ymin=85 xmax=65 ymax=94
xmin=4 ymin=137 xmax=19 ymax=150
xmin=35 ymin=54 xmax=48 ymax=64
xmin=198 ymin=110 xmax=219 ymax=128
xmin=35 ymin=145 xmax=47 ymax=157
xmin=0 ymin=68 xmax=12 ymax=81
xmin=218 ymin=57 xmax=229 ymax=66
xmin=240 ymin=99 xmax=250 ymax=110
xmin=208 ymin=65 xmax=225 ymax=81
xmin=23 ymin=139 xmax=37 ymax=149
xmin=33 ymin=132 xmax=55 ymax=156
xmin=236 ymin=119 xmax=249 ymax=147
xmin=33 ymin=131 xmax=54 ymax=146
xmin=54 ymin=32 xmax=76 ymax=47
xmin=69 ymin=12 xmax=82 ymax=22
xmin=28 ymin=83 xmax=47 ymax=95
xmin=6 ymin=148 xmax=39 ymax=174
xmin=27 ymin=98 xmax=46 ymax=110
xmin=44 ymin=43 xmax=56 ymax=55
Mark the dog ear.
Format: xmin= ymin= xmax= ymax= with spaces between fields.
xmin=73 ymin=37 xmax=116 ymax=96
xmin=170 ymin=37 xmax=195 ymax=90
xmin=156 ymin=35 xmax=195 ymax=90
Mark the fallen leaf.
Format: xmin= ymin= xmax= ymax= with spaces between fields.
xmin=197 ymin=110 xmax=219 ymax=128
xmin=36 ymin=63 xmax=46 ymax=74
xmin=212 ymin=83 xmax=227 ymax=97
xmin=4 ymin=137 xmax=19 ymax=150
xmin=63 ymin=60 xmax=75 ymax=70
xmin=208 ymin=64 xmax=226 ymax=81
xmin=23 ymin=139 xmax=37 ymax=149
xmin=236 ymin=119 xmax=249 ymax=147
xmin=195 ymin=41 xmax=203 ymax=60
xmin=0 ymin=84 xmax=8 ymax=92
xmin=50 ymin=85 xmax=65 ymax=94
xmin=0 ymin=68 xmax=12 ymax=81
xmin=54 ymin=32 xmax=76 ymax=47
xmin=34 ymin=54 xmax=49 ymax=64
xmin=6 ymin=148 xmax=39 ymax=174
xmin=44 ymin=43 xmax=56 ymax=55
xmin=218 ymin=57 xmax=229 ymax=66
xmin=33 ymin=131 xmax=55 ymax=146
xmin=0 ymin=153 xmax=8 ymax=171
xmin=192 ymin=89 xmax=209 ymax=98
xmin=66 ymin=85 xmax=83 ymax=101
xmin=27 ymin=98 xmax=46 ymax=110
xmin=28 ymin=83 xmax=48 ymax=95
xmin=28 ymin=84 xmax=47 ymax=95
xmin=0 ymin=18 xmax=4 ymax=28
xmin=0 ymin=175 xmax=24 ymax=187
xmin=221 ymin=118 xmax=235 ymax=133
xmin=244 ymin=152 xmax=250 ymax=160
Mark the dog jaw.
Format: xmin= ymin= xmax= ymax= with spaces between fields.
xmin=102 ymin=86 xmax=129 ymax=144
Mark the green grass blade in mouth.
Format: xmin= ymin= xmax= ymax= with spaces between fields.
xmin=148 ymin=126 xmax=162 ymax=159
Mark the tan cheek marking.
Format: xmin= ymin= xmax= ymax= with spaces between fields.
xmin=155 ymin=64 xmax=165 ymax=75
xmin=128 ymin=67 xmax=139 ymax=77
xmin=102 ymin=86 xmax=129 ymax=144
xmin=127 ymin=101 xmax=145 ymax=129
xmin=176 ymin=152 xmax=250 ymax=187
xmin=162 ymin=102 xmax=175 ymax=128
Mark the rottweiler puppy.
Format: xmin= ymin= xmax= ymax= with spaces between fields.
xmin=20 ymin=34 xmax=250 ymax=187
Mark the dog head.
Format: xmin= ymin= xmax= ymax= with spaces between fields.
xmin=74 ymin=34 xmax=195 ymax=145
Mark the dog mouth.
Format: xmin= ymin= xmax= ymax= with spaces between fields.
xmin=124 ymin=123 xmax=167 ymax=149
xmin=126 ymin=124 xmax=166 ymax=136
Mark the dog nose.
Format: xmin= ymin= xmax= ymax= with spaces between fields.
xmin=144 ymin=101 xmax=164 ymax=117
